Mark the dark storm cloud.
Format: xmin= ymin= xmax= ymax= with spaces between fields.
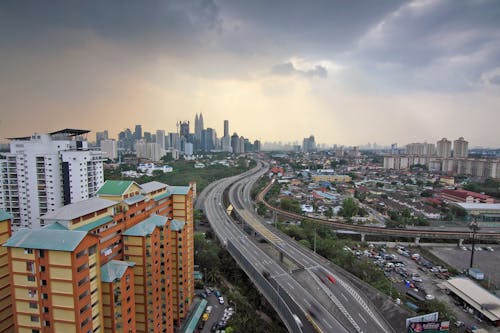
xmin=271 ymin=62 xmax=327 ymax=78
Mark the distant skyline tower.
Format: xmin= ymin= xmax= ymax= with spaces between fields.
xmin=436 ymin=138 xmax=452 ymax=158
xmin=194 ymin=113 xmax=204 ymax=142
xmin=224 ymin=120 xmax=229 ymax=137
xmin=179 ymin=121 xmax=190 ymax=140
xmin=134 ymin=124 xmax=142 ymax=141
xmin=453 ymin=137 xmax=469 ymax=158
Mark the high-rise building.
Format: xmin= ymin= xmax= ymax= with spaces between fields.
xmin=95 ymin=130 xmax=108 ymax=147
xmin=231 ymin=133 xmax=240 ymax=154
xmin=134 ymin=125 xmax=142 ymax=141
xmin=3 ymin=180 xmax=195 ymax=333
xmin=179 ymin=121 xmax=190 ymax=141
xmin=156 ymin=129 xmax=166 ymax=150
xmin=0 ymin=129 xmax=104 ymax=231
xmin=0 ymin=210 xmax=13 ymax=333
xmin=194 ymin=113 xmax=204 ymax=142
xmin=436 ymin=138 xmax=452 ymax=158
xmin=453 ymin=137 xmax=469 ymax=158
xmin=302 ymin=135 xmax=316 ymax=152
xmin=101 ymin=139 xmax=118 ymax=160
xmin=223 ymin=120 xmax=229 ymax=137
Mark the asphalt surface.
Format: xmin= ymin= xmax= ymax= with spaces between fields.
xmin=202 ymin=164 xmax=350 ymax=333
xmin=229 ymin=166 xmax=393 ymax=333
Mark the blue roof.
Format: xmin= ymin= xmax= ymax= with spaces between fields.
xmin=123 ymin=214 xmax=167 ymax=236
xmin=101 ymin=260 xmax=135 ymax=283
xmin=3 ymin=229 xmax=90 ymax=252
xmin=123 ymin=194 xmax=146 ymax=205
xmin=0 ymin=209 xmax=12 ymax=221
xmin=170 ymin=219 xmax=185 ymax=231
xmin=43 ymin=222 xmax=69 ymax=230
xmin=170 ymin=186 xmax=190 ymax=195
xmin=182 ymin=299 xmax=208 ymax=333
xmin=74 ymin=215 xmax=114 ymax=232
xmin=153 ymin=192 xmax=171 ymax=202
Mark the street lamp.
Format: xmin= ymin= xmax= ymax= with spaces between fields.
xmin=469 ymin=213 xmax=480 ymax=269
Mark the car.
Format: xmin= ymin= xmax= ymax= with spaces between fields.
xmin=200 ymin=292 xmax=207 ymax=299
xmin=214 ymin=290 xmax=221 ymax=298
xmin=205 ymin=288 xmax=212 ymax=295
xmin=486 ymin=246 xmax=494 ymax=252
xmin=198 ymin=321 xmax=205 ymax=330
xmin=218 ymin=296 xmax=224 ymax=304
xmin=205 ymin=305 xmax=213 ymax=314
xmin=202 ymin=313 xmax=209 ymax=321
xmin=425 ymin=294 xmax=435 ymax=300
xmin=218 ymin=320 xmax=227 ymax=329
xmin=210 ymin=323 xmax=218 ymax=332
xmin=461 ymin=246 xmax=468 ymax=251
xmin=326 ymin=274 xmax=336 ymax=283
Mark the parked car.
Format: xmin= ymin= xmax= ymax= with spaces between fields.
xmin=218 ymin=296 xmax=224 ymax=304
xmin=214 ymin=290 xmax=221 ymax=298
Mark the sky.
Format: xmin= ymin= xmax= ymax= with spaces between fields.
xmin=1 ymin=0 xmax=500 ymax=147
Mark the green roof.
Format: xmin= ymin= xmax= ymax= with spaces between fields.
xmin=74 ymin=215 xmax=114 ymax=232
xmin=182 ymin=298 xmax=207 ymax=333
xmin=170 ymin=186 xmax=190 ymax=195
xmin=43 ymin=222 xmax=69 ymax=230
xmin=123 ymin=194 xmax=146 ymax=205
xmin=123 ymin=214 xmax=167 ymax=237
xmin=3 ymin=229 xmax=89 ymax=252
xmin=0 ymin=209 xmax=12 ymax=221
xmin=101 ymin=260 xmax=135 ymax=283
xmin=153 ymin=191 xmax=171 ymax=202
xmin=170 ymin=219 xmax=185 ymax=231
xmin=96 ymin=180 xmax=137 ymax=196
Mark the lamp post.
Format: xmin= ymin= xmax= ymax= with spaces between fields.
xmin=469 ymin=214 xmax=480 ymax=269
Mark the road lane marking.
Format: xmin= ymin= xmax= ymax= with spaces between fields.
xmin=358 ymin=313 xmax=367 ymax=324
xmin=341 ymin=293 xmax=349 ymax=302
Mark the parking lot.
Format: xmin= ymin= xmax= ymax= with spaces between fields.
xmin=348 ymin=244 xmax=499 ymax=332
xmin=194 ymin=288 xmax=235 ymax=333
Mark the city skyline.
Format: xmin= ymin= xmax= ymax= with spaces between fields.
xmin=1 ymin=1 xmax=500 ymax=146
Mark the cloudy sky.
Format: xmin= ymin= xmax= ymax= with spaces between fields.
xmin=1 ymin=0 xmax=499 ymax=147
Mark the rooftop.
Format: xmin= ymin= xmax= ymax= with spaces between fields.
xmin=444 ymin=277 xmax=500 ymax=322
xmin=171 ymin=219 xmax=185 ymax=231
xmin=74 ymin=215 xmax=114 ymax=232
xmin=456 ymin=203 xmax=500 ymax=211
xmin=123 ymin=194 xmax=146 ymax=206
xmin=123 ymin=214 xmax=168 ymax=237
xmin=141 ymin=181 xmax=168 ymax=194
xmin=100 ymin=260 xmax=135 ymax=283
xmin=3 ymin=228 xmax=90 ymax=252
xmin=96 ymin=180 xmax=139 ymax=196
xmin=41 ymin=197 xmax=117 ymax=221
xmin=170 ymin=186 xmax=190 ymax=195
xmin=0 ymin=209 xmax=12 ymax=222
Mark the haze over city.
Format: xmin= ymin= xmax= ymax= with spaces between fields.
xmin=1 ymin=1 xmax=500 ymax=146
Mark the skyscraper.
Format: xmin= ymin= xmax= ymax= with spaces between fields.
xmin=179 ymin=121 xmax=190 ymax=141
xmin=453 ymin=137 xmax=469 ymax=158
xmin=156 ymin=129 xmax=166 ymax=150
xmin=224 ymin=120 xmax=229 ymax=137
xmin=436 ymin=138 xmax=452 ymax=158
xmin=0 ymin=129 xmax=104 ymax=232
xmin=134 ymin=124 xmax=142 ymax=141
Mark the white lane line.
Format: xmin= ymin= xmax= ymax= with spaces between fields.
xmin=323 ymin=319 xmax=333 ymax=329
xmin=341 ymin=293 xmax=349 ymax=302
xmin=287 ymin=282 xmax=295 ymax=290
xmin=358 ymin=313 xmax=367 ymax=324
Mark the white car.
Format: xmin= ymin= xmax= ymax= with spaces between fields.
xmin=425 ymin=294 xmax=435 ymax=300
xmin=218 ymin=296 xmax=224 ymax=304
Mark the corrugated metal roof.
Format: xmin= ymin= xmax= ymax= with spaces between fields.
xmin=100 ymin=260 xmax=135 ymax=283
xmin=153 ymin=192 xmax=171 ymax=202
xmin=456 ymin=203 xmax=500 ymax=211
xmin=123 ymin=214 xmax=167 ymax=236
xmin=96 ymin=180 xmax=138 ymax=196
xmin=141 ymin=181 xmax=168 ymax=194
xmin=170 ymin=219 xmax=185 ymax=231
xmin=3 ymin=229 xmax=90 ymax=252
xmin=0 ymin=209 xmax=12 ymax=221
xmin=123 ymin=194 xmax=146 ymax=205
xmin=42 ymin=222 xmax=69 ymax=230
xmin=74 ymin=215 xmax=114 ymax=232
xmin=170 ymin=186 xmax=190 ymax=195
xmin=40 ymin=197 xmax=117 ymax=221
xmin=182 ymin=299 xmax=207 ymax=333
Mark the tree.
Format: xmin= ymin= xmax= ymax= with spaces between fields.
xmin=339 ymin=198 xmax=359 ymax=220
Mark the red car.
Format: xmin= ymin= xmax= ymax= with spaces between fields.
xmin=326 ymin=274 xmax=336 ymax=284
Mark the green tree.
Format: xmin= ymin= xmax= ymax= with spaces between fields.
xmin=339 ymin=198 xmax=359 ymax=220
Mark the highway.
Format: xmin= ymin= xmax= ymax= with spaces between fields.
xmin=201 ymin=161 xmax=394 ymax=332
xmin=228 ymin=162 xmax=392 ymax=333
xmin=202 ymin=164 xmax=351 ymax=332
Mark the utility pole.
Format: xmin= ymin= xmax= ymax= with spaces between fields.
xmin=469 ymin=214 xmax=480 ymax=269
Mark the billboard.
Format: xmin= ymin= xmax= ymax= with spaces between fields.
xmin=408 ymin=321 xmax=450 ymax=333
xmin=406 ymin=312 xmax=439 ymax=328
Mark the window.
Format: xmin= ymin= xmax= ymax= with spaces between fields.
xmin=24 ymin=248 xmax=33 ymax=254
xmin=27 ymin=275 xmax=35 ymax=282
xmin=29 ymin=302 xmax=37 ymax=309
xmin=26 ymin=262 xmax=34 ymax=272
xmin=30 ymin=315 xmax=39 ymax=322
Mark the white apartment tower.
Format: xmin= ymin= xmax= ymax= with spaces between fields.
xmin=453 ymin=137 xmax=469 ymax=158
xmin=101 ymin=139 xmax=118 ymax=160
xmin=436 ymin=138 xmax=452 ymax=158
xmin=0 ymin=129 xmax=104 ymax=231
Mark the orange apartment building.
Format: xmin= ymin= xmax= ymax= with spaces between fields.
xmin=0 ymin=210 xmax=13 ymax=333
xmin=1 ymin=180 xmax=194 ymax=333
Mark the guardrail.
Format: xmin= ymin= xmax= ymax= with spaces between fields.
xmin=226 ymin=240 xmax=305 ymax=333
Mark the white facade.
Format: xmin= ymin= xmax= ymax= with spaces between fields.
xmin=0 ymin=131 xmax=104 ymax=231
xmin=101 ymin=139 xmax=118 ymax=160
xmin=156 ymin=129 xmax=166 ymax=150
xmin=135 ymin=140 xmax=164 ymax=162
xmin=436 ymin=138 xmax=452 ymax=158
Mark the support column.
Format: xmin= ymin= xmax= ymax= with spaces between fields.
xmin=361 ymin=233 xmax=366 ymax=243
xmin=414 ymin=237 xmax=420 ymax=246
xmin=458 ymin=239 xmax=464 ymax=247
